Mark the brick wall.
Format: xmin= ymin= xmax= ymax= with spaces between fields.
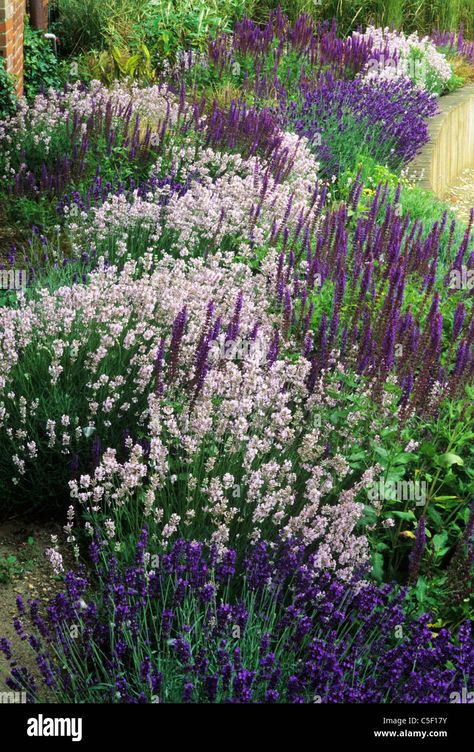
xmin=0 ymin=0 xmax=49 ymax=96
xmin=0 ymin=0 xmax=26 ymax=94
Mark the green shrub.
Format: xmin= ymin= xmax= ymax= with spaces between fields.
xmin=50 ymin=0 xmax=148 ymax=55
xmin=50 ymin=0 xmax=248 ymax=59
xmin=0 ymin=58 xmax=17 ymax=120
xmin=24 ymin=19 xmax=62 ymax=98
xmin=142 ymin=0 xmax=247 ymax=61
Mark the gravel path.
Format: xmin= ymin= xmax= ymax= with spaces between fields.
xmin=0 ymin=521 xmax=70 ymax=701
xmin=445 ymin=167 xmax=474 ymax=223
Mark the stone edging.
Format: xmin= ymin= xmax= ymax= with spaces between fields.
xmin=407 ymin=84 xmax=474 ymax=199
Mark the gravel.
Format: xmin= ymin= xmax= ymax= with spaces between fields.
xmin=445 ymin=167 xmax=474 ymax=223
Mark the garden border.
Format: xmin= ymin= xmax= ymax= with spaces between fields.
xmin=407 ymin=83 xmax=474 ymax=198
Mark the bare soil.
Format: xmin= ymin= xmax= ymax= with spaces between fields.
xmin=0 ymin=519 xmax=71 ymax=700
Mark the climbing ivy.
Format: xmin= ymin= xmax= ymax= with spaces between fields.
xmin=0 ymin=58 xmax=16 ymax=119
xmin=24 ymin=18 xmax=62 ymax=98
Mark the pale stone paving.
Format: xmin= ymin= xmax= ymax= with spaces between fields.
xmin=446 ymin=167 xmax=474 ymax=223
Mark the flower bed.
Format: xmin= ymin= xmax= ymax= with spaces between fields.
xmin=0 ymin=6 xmax=472 ymax=706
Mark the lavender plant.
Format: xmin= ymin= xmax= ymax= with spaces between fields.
xmin=0 ymin=256 xmax=395 ymax=579
xmin=0 ymin=80 xmax=184 ymax=232
xmin=353 ymin=26 xmax=453 ymax=95
xmin=2 ymin=532 xmax=472 ymax=703
xmin=279 ymin=70 xmax=439 ymax=178
xmin=431 ymin=26 xmax=474 ymax=65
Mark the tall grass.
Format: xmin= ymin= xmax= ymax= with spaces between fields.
xmin=51 ymin=0 xmax=250 ymax=56
xmin=50 ymin=0 xmax=474 ymax=60
xmin=329 ymin=0 xmax=474 ymax=35
xmin=252 ymin=1 xmax=474 ymax=36
xmin=50 ymin=0 xmax=149 ymax=54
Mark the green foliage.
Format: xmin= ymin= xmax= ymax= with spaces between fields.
xmin=0 ymin=536 xmax=37 ymax=584
xmin=360 ymin=394 xmax=474 ymax=626
xmin=141 ymin=0 xmax=247 ymax=61
xmin=0 ymin=554 xmax=20 ymax=584
xmin=443 ymin=70 xmax=466 ymax=93
xmin=0 ymin=58 xmax=17 ymax=120
xmin=50 ymin=0 xmax=148 ymax=54
xmin=51 ymin=0 xmax=248 ymax=60
xmin=83 ymin=44 xmax=158 ymax=85
xmin=24 ymin=19 xmax=62 ymax=99
xmin=262 ymin=0 xmax=474 ymax=37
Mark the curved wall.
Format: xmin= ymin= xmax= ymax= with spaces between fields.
xmin=407 ymin=84 xmax=474 ymax=198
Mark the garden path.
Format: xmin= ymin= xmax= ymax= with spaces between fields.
xmin=445 ymin=167 xmax=474 ymax=222
xmin=0 ymin=521 xmax=70 ymax=699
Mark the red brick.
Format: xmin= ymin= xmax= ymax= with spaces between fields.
xmin=0 ymin=0 xmax=25 ymax=93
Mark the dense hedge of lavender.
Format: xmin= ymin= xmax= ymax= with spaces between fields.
xmin=2 ymin=533 xmax=473 ymax=703
xmin=279 ymin=71 xmax=439 ymax=177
